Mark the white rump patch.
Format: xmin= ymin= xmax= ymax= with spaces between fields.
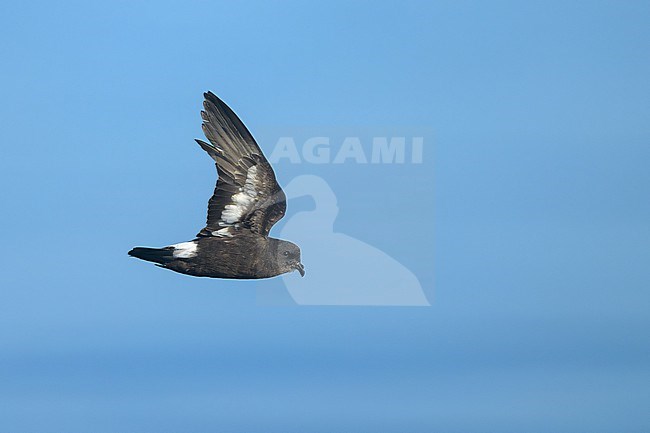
xmin=221 ymin=165 xmax=258 ymax=224
xmin=171 ymin=241 xmax=198 ymax=258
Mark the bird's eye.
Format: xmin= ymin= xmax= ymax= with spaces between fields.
xmin=283 ymin=251 xmax=289 ymax=256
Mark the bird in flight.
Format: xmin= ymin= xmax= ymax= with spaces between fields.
xmin=128 ymin=92 xmax=305 ymax=279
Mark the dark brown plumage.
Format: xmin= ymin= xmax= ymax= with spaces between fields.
xmin=128 ymin=92 xmax=304 ymax=279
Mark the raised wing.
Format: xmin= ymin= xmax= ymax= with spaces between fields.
xmin=195 ymin=92 xmax=286 ymax=238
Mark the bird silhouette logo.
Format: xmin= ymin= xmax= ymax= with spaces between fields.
xmin=280 ymin=175 xmax=430 ymax=306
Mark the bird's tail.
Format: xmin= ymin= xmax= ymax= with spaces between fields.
xmin=128 ymin=247 xmax=174 ymax=265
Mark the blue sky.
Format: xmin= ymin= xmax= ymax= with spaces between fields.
xmin=1 ymin=1 xmax=649 ymax=431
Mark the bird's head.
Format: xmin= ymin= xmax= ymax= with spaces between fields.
xmin=274 ymin=240 xmax=305 ymax=277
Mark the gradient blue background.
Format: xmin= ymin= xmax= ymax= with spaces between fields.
xmin=1 ymin=1 xmax=649 ymax=431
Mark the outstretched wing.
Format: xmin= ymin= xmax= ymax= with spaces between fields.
xmin=195 ymin=91 xmax=286 ymax=238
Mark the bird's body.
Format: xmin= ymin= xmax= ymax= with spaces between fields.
xmin=130 ymin=233 xmax=301 ymax=279
xmin=128 ymin=92 xmax=304 ymax=279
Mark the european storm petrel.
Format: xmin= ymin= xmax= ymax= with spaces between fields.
xmin=128 ymin=92 xmax=304 ymax=279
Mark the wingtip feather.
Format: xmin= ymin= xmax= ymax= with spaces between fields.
xmin=204 ymin=91 xmax=222 ymax=105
